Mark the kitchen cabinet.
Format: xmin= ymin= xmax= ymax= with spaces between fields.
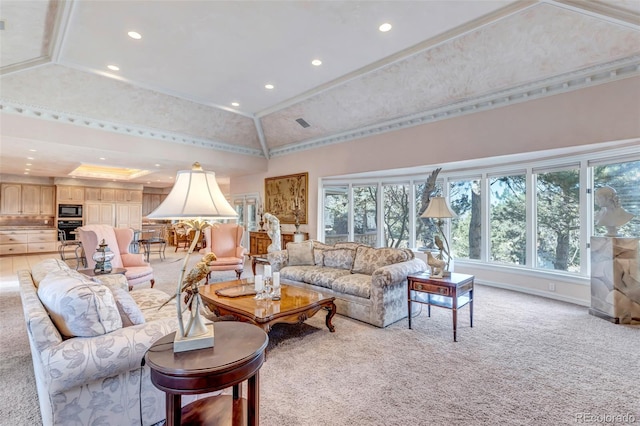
xmin=142 ymin=193 xmax=167 ymax=216
xmin=116 ymin=203 xmax=143 ymax=229
xmin=0 ymin=228 xmax=57 ymax=255
xmin=57 ymin=185 xmax=85 ymax=203
xmin=85 ymin=203 xmax=115 ymax=226
xmin=85 ymin=188 xmax=116 ymax=202
xmin=1 ymin=184 xmax=55 ymax=215
xmin=115 ymin=189 xmax=143 ymax=203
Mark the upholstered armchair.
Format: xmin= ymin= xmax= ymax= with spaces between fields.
xmin=200 ymin=223 xmax=246 ymax=279
xmin=77 ymin=224 xmax=155 ymax=289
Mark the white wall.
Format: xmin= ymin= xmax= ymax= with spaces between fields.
xmin=231 ymin=76 xmax=640 ymax=305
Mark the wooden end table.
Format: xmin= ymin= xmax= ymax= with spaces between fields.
xmin=407 ymin=272 xmax=474 ymax=342
xmin=145 ymin=322 xmax=268 ymax=426
xmin=250 ymin=255 xmax=270 ymax=275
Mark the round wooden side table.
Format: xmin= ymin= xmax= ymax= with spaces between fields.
xmin=145 ymin=322 xmax=269 ymax=426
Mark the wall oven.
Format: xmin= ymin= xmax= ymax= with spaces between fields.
xmin=58 ymin=204 xmax=83 ymax=218
xmin=58 ymin=220 xmax=83 ymax=241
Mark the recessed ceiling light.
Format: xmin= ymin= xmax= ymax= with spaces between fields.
xmin=155 ymin=164 xmax=161 ymax=167
xmin=128 ymin=31 xmax=142 ymax=40
xmin=29 ymin=149 xmax=37 ymax=152
xmin=99 ymin=157 xmax=106 ymax=160
xmin=311 ymin=59 xmax=322 ymax=66
xmin=25 ymin=168 xmax=30 ymax=171
xmin=27 ymin=157 xmax=34 ymax=160
xmin=231 ymin=102 xmax=240 ymax=107
xmin=265 ymin=84 xmax=274 ymax=90
xmin=379 ymin=23 xmax=392 ymax=32
xmin=26 ymin=163 xmax=32 ymax=166
xmin=107 ymin=65 xmax=120 ymax=71
xmin=24 ymin=172 xmax=29 ymax=175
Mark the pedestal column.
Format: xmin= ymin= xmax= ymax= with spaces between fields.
xmin=590 ymin=237 xmax=640 ymax=324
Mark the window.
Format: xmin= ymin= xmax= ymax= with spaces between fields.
xmin=324 ymin=186 xmax=349 ymax=244
xmin=353 ymin=185 xmax=378 ymax=246
xmin=383 ymin=183 xmax=410 ymax=248
xmin=593 ymin=159 xmax=640 ymax=238
xmin=535 ymin=167 xmax=580 ymax=272
xmin=450 ymin=179 xmax=481 ymax=260
xmin=489 ymin=174 xmax=526 ymax=265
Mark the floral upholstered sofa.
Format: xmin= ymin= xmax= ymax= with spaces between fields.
xmin=267 ymin=241 xmax=426 ymax=327
xmin=18 ymin=258 xmax=202 ymax=425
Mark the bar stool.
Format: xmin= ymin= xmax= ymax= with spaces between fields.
xmin=141 ymin=227 xmax=167 ymax=262
xmin=58 ymin=230 xmax=86 ymax=269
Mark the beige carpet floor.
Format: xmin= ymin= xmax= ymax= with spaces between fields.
xmin=2 ymin=250 xmax=639 ymax=425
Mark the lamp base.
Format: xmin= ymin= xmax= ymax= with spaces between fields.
xmin=173 ymin=323 xmax=215 ymax=353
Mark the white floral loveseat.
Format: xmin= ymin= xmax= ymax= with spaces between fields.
xmin=18 ymin=259 xmax=193 ymax=425
xmin=267 ymin=241 xmax=427 ymax=327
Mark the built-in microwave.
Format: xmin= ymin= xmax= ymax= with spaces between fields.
xmin=58 ymin=204 xmax=83 ymax=218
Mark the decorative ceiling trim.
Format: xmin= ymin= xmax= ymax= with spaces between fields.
xmin=269 ymin=56 xmax=640 ymax=158
xmin=0 ymin=99 xmax=265 ymax=158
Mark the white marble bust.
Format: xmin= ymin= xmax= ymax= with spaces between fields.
xmin=263 ymin=212 xmax=281 ymax=252
xmin=594 ymin=186 xmax=634 ymax=237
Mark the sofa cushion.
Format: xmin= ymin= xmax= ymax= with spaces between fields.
xmin=37 ymin=269 xmax=123 ymax=338
xmin=332 ymin=273 xmax=372 ymax=298
xmin=280 ymin=265 xmax=317 ymax=283
xmin=323 ymin=248 xmax=356 ymax=270
xmin=334 ymin=242 xmax=364 ymax=250
xmin=92 ymin=273 xmax=129 ymax=291
xmin=31 ymin=258 xmax=70 ymax=287
xmin=302 ymin=266 xmax=351 ymax=289
xmin=351 ymin=246 xmax=413 ymax=275
xmin=108 ymin=285 xmax=146 ymax=326
xmin=287 ymin=240 xmax=315 ymax=266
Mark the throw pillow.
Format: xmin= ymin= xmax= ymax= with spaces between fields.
xmin=352 ymin=246 xmax=411 ymax=275
xmin=37 ymin=269 xmax=123 ymax=338
xmin=92 ymin=273 xmax=129 ymax=291
xmin=106 ymin=285 xmax=146 ymax=327
xmin=31 ymin=258 xmax=70 ymax=288
xmin=323 ymin=248 xmax=356 ymax=270
xmin=286 ymin=240 xmax=315 ymax=266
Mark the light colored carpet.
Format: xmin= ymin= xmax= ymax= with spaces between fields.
xmin=2 ymin=250 xmax=639 ymax=425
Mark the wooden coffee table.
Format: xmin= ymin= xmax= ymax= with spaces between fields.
xmin=199 ymin=279 xmax=337 ymax=333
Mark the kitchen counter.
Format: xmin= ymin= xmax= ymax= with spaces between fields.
xmin=0 ymin=226 xmax=57 ymax=230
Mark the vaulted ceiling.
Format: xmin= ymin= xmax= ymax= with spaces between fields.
xmin=1 ymin=0 xmax=639 ymax=186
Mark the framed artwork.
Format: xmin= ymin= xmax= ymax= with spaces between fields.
xmin=264 ymin=172 xmax=308 ymax=225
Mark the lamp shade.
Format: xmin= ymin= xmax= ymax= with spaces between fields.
xmin=421 ymin=196 xmax=457 ymax=219
xmin=147 ymin=163 xmax=238 ymax=219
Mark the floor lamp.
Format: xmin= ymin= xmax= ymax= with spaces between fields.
xmin=421 ymin=196 xmax=457 ymax=277
xmin=147 ymin=162 xmax=238 ymax=352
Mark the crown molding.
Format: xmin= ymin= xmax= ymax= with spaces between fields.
xmin=270 ymin=56 xmax=640 ymax=158
xmin=0 ymin=99 xmax=265 ymax=158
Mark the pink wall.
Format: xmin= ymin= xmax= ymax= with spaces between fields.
xmin=232 ymin=76 xmax=640 ymax=238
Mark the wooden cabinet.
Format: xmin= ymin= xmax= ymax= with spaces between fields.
xmin=115 ymin=189 xmax=143 ymax=203
xmin=1 ymin=184 xmax=55 ymax=215
xmin=249 ymin=231 xmax=309 ymax=255
xmin=57 ymin=185 xmax=85 ymax=203
xmin=0 ymin=228 xmax=57 ymax=255
xmin=85 ymin=188 xmax=116 ymax=202
xmin=85 ymin=203 xmax=115 ymax=226
xmin=142 ymin=193 xmax=167 ymax=216
xmin=1 ymin=184 xmax=22 ymax=214
xmin=116 ymin=203 xmax=142 ymax=229
xmin=27 ymin=229 xmax=57 ymax=253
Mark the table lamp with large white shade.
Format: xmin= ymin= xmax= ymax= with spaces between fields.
xmin=147 ymin=162 xmax=237 ymax=352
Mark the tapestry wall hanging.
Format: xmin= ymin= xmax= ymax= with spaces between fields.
xmin=264 ymin=172 xmax=308 ymax=225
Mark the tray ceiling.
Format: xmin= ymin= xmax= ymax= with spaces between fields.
xmin=0 ymin=0 xmax=639 ymax=185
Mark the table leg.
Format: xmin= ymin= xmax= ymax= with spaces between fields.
xmin=166 ymin=393 xmax=181 ymax=426
xmin=325 ymin=302 xmax=336 ymax=332
xmin=233 ymin=382 xmax=242 ymax=400
xmin=251 ymin=257 xmax=257 ymax=275
xmin=407 ymin=298 xmax=412 ymax=329
xmin=247 ymin=372 xmax=260 ymax=426
xmin=470 ymin=289 xmax=474 ymax=328
xmin=452 ymin=307 xmax=458 ymax=342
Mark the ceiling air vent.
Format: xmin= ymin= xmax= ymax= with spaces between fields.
xmin=295 ymin=118 xmax=310 ymax=128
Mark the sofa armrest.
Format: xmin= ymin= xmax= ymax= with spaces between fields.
xmin=372 ymin=258 xmax=427 ymax=288
xmin=42 ymin=317 xmax=179 ymax=394
xmin=121 ymin=253 xmax=149 ymax=267
xmin=267 ymin=250 xmax=288 ymax=272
